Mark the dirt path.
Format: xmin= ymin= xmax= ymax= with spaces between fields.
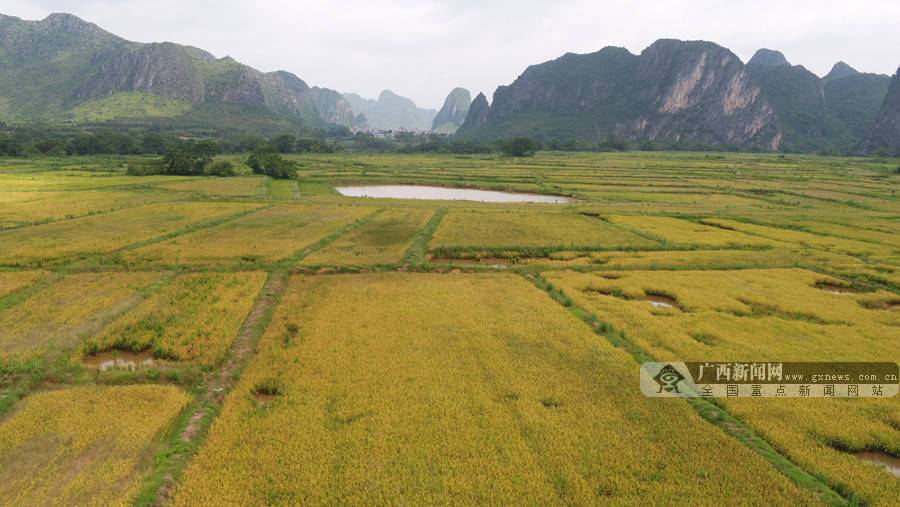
xmin=153 ymin=270 xmax=288 ymax=505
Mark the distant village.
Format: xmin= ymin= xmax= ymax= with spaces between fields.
xmin=348 ymin=127 xmax=436 ymax=139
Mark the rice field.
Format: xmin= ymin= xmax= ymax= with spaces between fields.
xmin=158 ymin=176 xmax=266 ymax=197
xmin=431 ymin=209 xmax=659 ymax=249
xmin=121 ymin=205 xmax=378 ymax=265
xmin=0 ymin=385 xmax=190 ymax=506
xmin=174 ymin=273 xmax=815 ymax=505
xmin=0 ymin=151 xmax=898 ymax=505
xmin=0 ymin=202 xmax=261 ymax=265
xmin=544 ymin=268 xmax=900 ymax=504
xmin=300 ymin=208 xmax=434 ymax=265
xmin=0 ymin=190 xmax=180 ymax=229
xmin=79 ymin=272 xmax=267 ymax=367
xmin=0 ymin=271 xmax=45 ymax=298
xmin=0 ymin=272 xmax=159 ymax=359
xmin=604 ymin=215 xmax=785 ymax=248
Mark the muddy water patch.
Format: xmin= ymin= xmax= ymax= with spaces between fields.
xmin=856 ymin=451 xmax=900 ymax=477
xmin=83 ymin=350 xmax=156 ymax=371
xmin=252 ymin=378 xmax=284 ymax=406
xmin=646 ymin=295 xmax=677 ymax=308
xmin=814 ymin=282 xmax=861 ymax=295
xmin=583 ymin=287 xmax=632 ymax=299
xmin=859 ymin=299 xmax=900 ymax=310
xmin=645 ymin=292 xmax=679 ymax=309
xmin=253 ymin=392 xmax=278 ymax=403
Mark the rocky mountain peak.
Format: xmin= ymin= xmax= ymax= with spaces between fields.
xmin=824 ymin=61 xmax=859 ymax=81
xmin=748 ymin=48 xmax=790 ymax=68
xmin=37 ymin=12 xmax=109 ymax=36
xmin=457 ymin=92 xmax=489 ymax=133
xmin=860 ymin=69 xmax=900 ymax=152
xmin=432 ymin=87 xmax=472 ymax=131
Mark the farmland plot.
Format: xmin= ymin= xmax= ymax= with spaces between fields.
xmin=432 ymin=209 xmax=658 ymax=249
xmin=174 ymin=273 xmax=814 ymax=505
xmin=0 ymin=385 xmax=189 ymax=506
xmin=80 ymin=272 xmax=267 ymax=367
xmin=0 ymin=272 xmax=160 ymax=359
xmin=123 ymin=205 xmax=377 ymax=265
xmin=546 ymin=268 xmax=900 ymax=504
xmin=0 ymin=202 xmax=260 ymax=265
xmin=301 ymin=208 xmax=434 ymax=265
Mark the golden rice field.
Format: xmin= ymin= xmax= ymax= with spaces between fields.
xmin=589 ymin=247 xmax=859 ymax=270
xmin=0 ymin=171 xmax=185 ymax=191
xmin=544 ymin=268 xmax=900 ymax=504
xmin=544 ymin=268 xmax=899 ymax=362
xmin=79 ymin=272 xmax=267 ymax=366
xmin=0 ymin=201 xmax=261 ymax=265
xmin=604 ymin=215 xmax=785 ymax=248
xmin=0 ymin=190 xmax=179 ymax=228
xmin=121 ymin=205 xmax=377 ymax=265
xmin=157 ymin=176 xmax=266 ymax=197
xmin=0 ymin=385 xmax=190 ymax=506
xmin=300 ymin=208 xmax=434 ymax=265
xmin=701 ymin=218 xmax=898 ymax=259
xmin=0 ymin=270 xmax=46 ymax=298
xmin=174 ymin=273 xmax=814 ymax=504
xmin=0 ymin=151 xmax=898 ymax=505
xmin=431 ymin=208 xmax=659 ymax=248
xmin=0 ymin=272 xmax=159 ymax=359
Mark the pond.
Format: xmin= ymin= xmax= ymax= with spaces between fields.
xmin=335 ymin=185 xmax=572 ymax=203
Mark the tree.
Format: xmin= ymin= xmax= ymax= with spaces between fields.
xmin=193 ymin=139 xmax=219 ymax=158
xmin=597 ymin=132 xmax=630 ymax=152
xmin=162 ymin=143 xmax=215 ymax=175
xmin=0 ymin=137 xmax=22 ymax=156
xmin=500 ymin=137 xmax=537 ymax=157
xmin=272 ymin=134 xmax=297 ymax=154
xmin=246 ymin=144 xmax=296 ymax=179
xmin=140 ymin=133 xmax=169 ymax=154
xmin=236 ymin=134 xmax=266 ymax=153
xmin=34 ymin=139 xmax=66 ymax=156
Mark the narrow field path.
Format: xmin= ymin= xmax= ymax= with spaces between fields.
xmin=151 ymin=269 xmax=288 ymax=505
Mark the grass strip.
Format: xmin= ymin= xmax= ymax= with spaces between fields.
xmin=401 ymin=207 xmax=446 ymax=266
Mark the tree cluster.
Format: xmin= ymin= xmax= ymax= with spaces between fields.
xmin=0 ymin=123 xmax=341 ymax=158
xmin=245 ymin=144 xmax=296 ymax=179
xmin=500 ymin=138 xmax=538 ymax=157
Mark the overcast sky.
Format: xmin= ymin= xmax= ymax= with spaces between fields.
xmin=4 ymin=1 xmax=899 ymax=109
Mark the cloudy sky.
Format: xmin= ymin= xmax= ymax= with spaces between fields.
xmin=4 ymin=1 xmax=899 ymax=109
